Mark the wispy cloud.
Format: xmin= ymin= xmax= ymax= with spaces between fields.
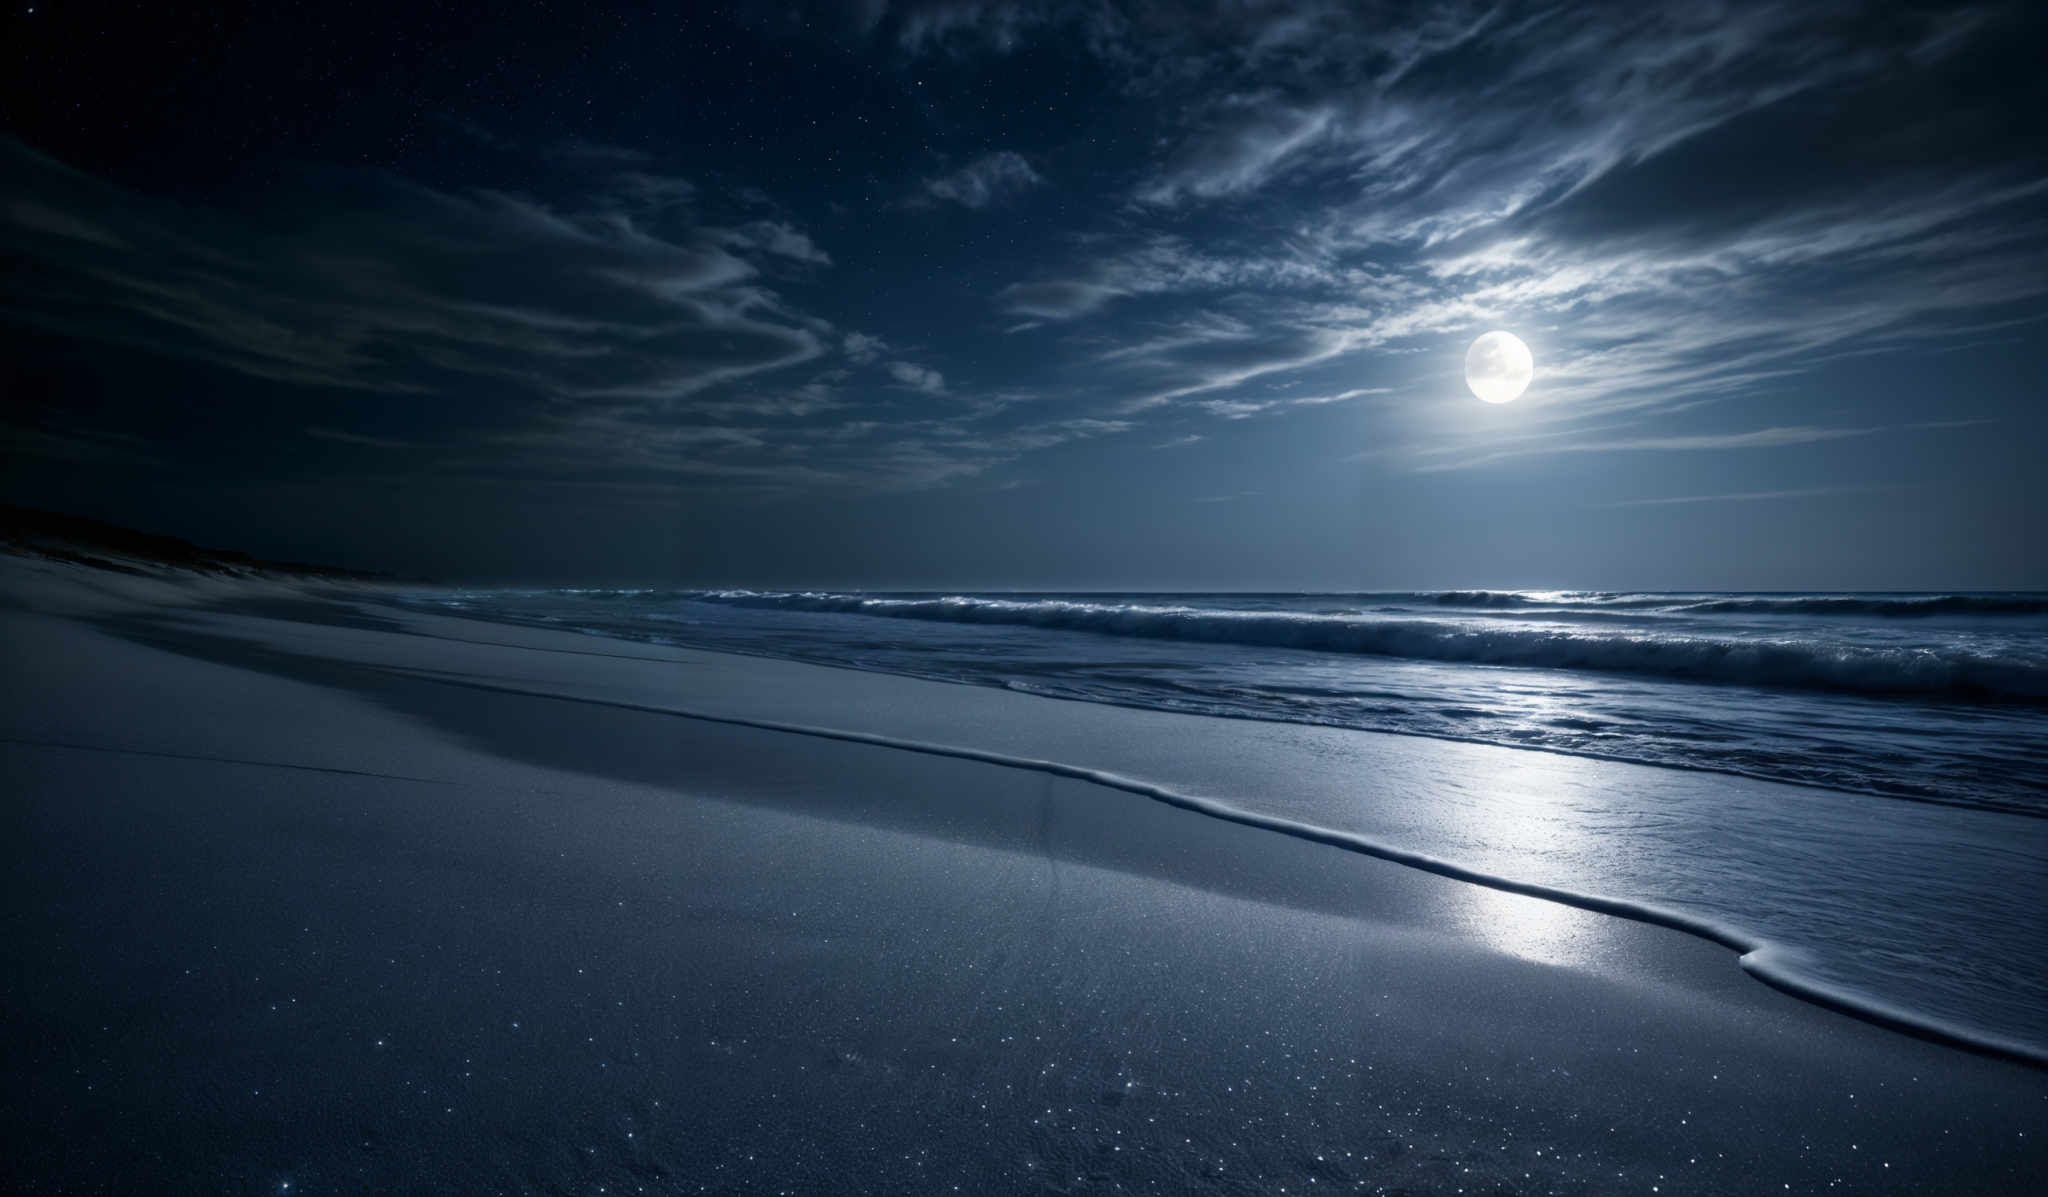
xmin=916 ymin=151 xmax=1043 ymax=209
xmin=0 ymin=138 xmax=835 ymax=405
xmin=886 ymin=360 xmax=947 ymax=393
xmin=1595 ymin=485 xmax=1898 ymax=508
xmin=1137 ymin=101 xmax=1335 ymax=206
xmin=998 ymin=235 xmax=1398 ymax=322
xmin=972 ymin=3 xmax=2047 ymax=457
xmin=843 ymin=331 xmax=888 ymax=363
xmin=306 ymin=427 xmax=419 ymax=450
xmin=1198 ymin=386 xmax=1391 ymax=420
xmin=0 ymin=421 xmax=165 ymax=467
xmin=1396 ymin=422 xmax=1986 ymax=473
xmin=3 ymin=2 xmax=2040 ymax=512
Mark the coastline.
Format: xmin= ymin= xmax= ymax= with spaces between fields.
xmin=155 ymin=577 xmax=2048 ymax=1060
xmin=2 ymin=556 xmax=2044 ymax=1191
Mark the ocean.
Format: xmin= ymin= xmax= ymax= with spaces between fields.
xmin=391 ymin=587 xmax=2048 ymax=1056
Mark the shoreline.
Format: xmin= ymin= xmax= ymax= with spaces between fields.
xmin=400 ymin=594 xmax=2048 ymax=820
xmin=351 ymin=659 xmax=2048 ymax=1071
xmin=22 ymin=553 xmax=2048 ymax=1065
xmin=3 ymin=556 xmax=2044 ymax=1190
xmin=263 ymin=580 xmax=2048 ymax=1060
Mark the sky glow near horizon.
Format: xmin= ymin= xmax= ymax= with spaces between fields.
xmin=1 ymin=2 xmax=2044 ymax=587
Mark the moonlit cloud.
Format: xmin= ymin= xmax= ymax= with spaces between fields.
xmin=1137 ymin=102 xmax=1335 ymax=206
xmin=972 ymin=0 xmax=2047 ymax=471
xmin=998 ymin=236 xmax=1394 ymax=322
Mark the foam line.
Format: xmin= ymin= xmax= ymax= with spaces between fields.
xmin=391 ymin=665 xmax=2048 ymax=1070
xmin=464 ymin=586 xmax=2048 ymax=618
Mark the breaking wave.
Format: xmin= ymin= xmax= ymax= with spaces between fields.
xmin=1663 ymin=594 xmax=2048 ymax=616
xmin=686 ymin=590 xmax=2048 ymax=702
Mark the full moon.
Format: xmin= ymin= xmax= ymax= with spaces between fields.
xmin=1465 ymin=330 xmax=1533 ymax=404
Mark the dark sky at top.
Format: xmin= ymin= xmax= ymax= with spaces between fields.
xmin=3 ymin=1 xmax=2044 ymax=587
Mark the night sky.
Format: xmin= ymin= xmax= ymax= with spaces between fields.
xmin=4 ymin=1 xmax=2044 ymax=587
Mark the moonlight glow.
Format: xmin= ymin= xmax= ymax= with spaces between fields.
xmin=1465 ymin=331 xmax=1534 ymax=404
